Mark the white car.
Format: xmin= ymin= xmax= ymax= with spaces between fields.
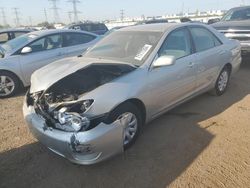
xmin=0 ymin=29 xmax=100 ymax=97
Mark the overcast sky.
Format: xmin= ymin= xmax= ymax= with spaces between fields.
xmin=1 ymin=0 xmax=249 ymax=25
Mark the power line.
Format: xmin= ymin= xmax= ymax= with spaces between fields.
xmin=0 ymin=8 xmax=7 ymax=26
xmin=13 ymin=8 xmax=21 ymax=27
xmin=49 ymin=0 xmax=60 ymax=23
xmin=68 ymin=0 xmax=81 ymax=23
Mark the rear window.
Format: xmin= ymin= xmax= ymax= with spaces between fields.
xmin=81 ymin=24 xmax=107 ymax=32
xmin=63 ymin=32 xmax=96 ymax=47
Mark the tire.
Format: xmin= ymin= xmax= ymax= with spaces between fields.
xmin=0 ymin=71 xmax=21 ymax=98
xmin=210 ymin=66 xmax=231 ymax=96
xmin=108 ymin=102 xmax=142 ymax=150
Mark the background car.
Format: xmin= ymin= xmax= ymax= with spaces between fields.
xmin=0 ymin=29 xmax=33 ymax=44
xmin=66 ymin=22 xmax=109 ymax=35
xmin=137 ymin=19 xmax=168 ymax=25
xmin=211 ymin=6 xmax=250 ymax=55
xmin=24 ymin=23 xmax=241 ymax=165
xmin=0 ymin=29 xmax=100 ymax=98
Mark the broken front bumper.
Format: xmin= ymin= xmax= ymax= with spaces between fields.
xmin=23 ymin=97 xmax=124 ymax=165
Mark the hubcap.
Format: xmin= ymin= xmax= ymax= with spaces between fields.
xmin=118 ymin=112 xmax=138 ymax=146
xmin=218 ymin=71 xmax=229 ymax=92
xmin=0 ymin=76 xmax=15 ymax=96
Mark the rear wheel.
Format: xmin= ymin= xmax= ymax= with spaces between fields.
xmin=108 ymin=102 xmax=142 ymax=150
xmin=0 ymin=71 xmax=20 ymax=98
xmin=211 ymin=66 xmax=231 ymax=96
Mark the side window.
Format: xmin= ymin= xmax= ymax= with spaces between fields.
xmin=29 ymin=34 xmax=62 ymax=53
xmin=189 ymin=27 xmax=222 ymax=52
xmin=63 ymin=33 xmax=96 ymax=47
xmin=81 ymin=24 xmax=92 ymax=32
xmin=159 ymin=28 xmax=192 ymax=59
xmin=0 ymin=32 xmax=9 ymax=43
xmin=14 ymin=32 xmax=27 ymax=38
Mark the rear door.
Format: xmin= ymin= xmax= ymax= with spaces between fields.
xmin=61 ymin=32 xmax=98 ymax=57
xmin=188 ymin=26 xmax=226 ymax=91
xmin=19 ymin=33 xmax=64 ymax=83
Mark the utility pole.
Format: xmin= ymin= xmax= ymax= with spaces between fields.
xmin=68 ymin=12 xmax=72 ymax=23
xmin=181 ymin=2 xmax=184 ymax=17
xmin=13 ymin=8 xmax=21 ymax=27
xmin=44 ymin=8 xmax=48 ymax=22
xmin=49 ymin=0 xmax=60 ymax=23
xmin=0 ymin=8 xmax=7 ymax=26
xmin=120 ymin=9 xmax=124 ymax=22
xmin=68 ymin=0 xmax=81 ymax=23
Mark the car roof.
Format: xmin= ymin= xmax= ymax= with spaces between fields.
xmin=229 ymin=6 xmax=250 ymax=11
xmin=119 ymin=23 xmax=205 ymax=33
xmin=0 ymin=28 xmax=32 ymax=33
xmin=26 ymin=29 xmax=98 ymax=37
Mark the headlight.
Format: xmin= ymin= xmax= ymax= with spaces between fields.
xmin=54 ymin=100 xmax=94 ymax=132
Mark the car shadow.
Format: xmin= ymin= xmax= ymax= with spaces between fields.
xmin=0 ymin=60 xmax=250 ymax=188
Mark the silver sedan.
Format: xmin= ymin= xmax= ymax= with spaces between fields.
xmin=23 ymin=23 xmax=241 ymax=165
xmin=0 ymin=29 xmax=99 ymax=97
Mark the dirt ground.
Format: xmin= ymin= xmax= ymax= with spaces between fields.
xmin=0 ymin=60 xmax=250 ymax=188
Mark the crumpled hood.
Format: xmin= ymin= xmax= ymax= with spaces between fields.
xmin=212 ymin=20 xmax=250 ymax=30
xmin=30 ymin=56 xmax=134 ymax=93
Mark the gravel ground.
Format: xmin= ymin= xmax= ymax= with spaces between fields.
xmin=0 ymin=60 xmax=250 ymax=188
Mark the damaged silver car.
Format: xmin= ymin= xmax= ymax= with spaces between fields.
xmin=23 ymin=23 xmax=241 ymax=165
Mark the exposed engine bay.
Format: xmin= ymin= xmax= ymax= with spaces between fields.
xmin=28 ymin=63 xmax=136 ymax=132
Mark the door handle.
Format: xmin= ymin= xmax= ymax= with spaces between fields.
xmin=188 ymin=62 xmax=195 ymax=68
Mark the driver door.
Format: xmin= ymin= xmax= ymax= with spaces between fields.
xmin=19 ymin=34 xmax=64 ymax=84
xmin=147 ymin=27 xmax=197 ymax=118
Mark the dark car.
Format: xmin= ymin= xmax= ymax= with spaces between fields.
xmin=0 ymin=29 xmax=32 ymax=44
xmin=211 ymin=6 xmax=250 ymax=55
xmin=144 ymin=19 xmax=168 ymax=24
xmin=66 ymin=22 xmax=109 ymax=35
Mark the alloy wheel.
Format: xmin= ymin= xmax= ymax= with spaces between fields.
xmin=218 ymin=70 xmax=229 ymax=92
xmin=0 ymin=76 xmax=15 ymax=97
xmin=118 ymin=112 xmax=138 ymax=146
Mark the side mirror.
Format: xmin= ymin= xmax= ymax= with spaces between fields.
xmin=208 ymin=18 xmax=220 ymax=25
xmin=153 ymin=55 xmax=176 ymax=68
xmin=21 ymin=46 xmax=32 ymax=54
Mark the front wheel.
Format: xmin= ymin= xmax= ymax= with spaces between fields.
xmin=0 ymin=71 xmax=20 ymax=98
xmin=108 ymin=102 xmax=142 ymax=150
xmin=211 ymin=66 xmax=231 ymax=96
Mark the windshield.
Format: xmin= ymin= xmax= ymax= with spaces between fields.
xmin=221 ymin=8 xmax=250 ymax=21
xmin=1 ymin=34 xmax=37 ymax=54
xmin=85 ymin=30 xmax=163 ymax=66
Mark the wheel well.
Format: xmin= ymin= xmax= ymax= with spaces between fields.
xmin=224 ymin=63 xmax=232 ymax=74
xmin=0 ymin=70 xmax=23 ymax=87
xmin=120 ymin=98 xmax=147 ymax=124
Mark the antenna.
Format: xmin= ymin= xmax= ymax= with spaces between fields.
xmin=120 ymin=9 xmax=124 ymax=22
xmin=0 ymin=8 xmax=7 ymax=26
xmin=44 ymin=8 xmax=48 ymax=22
xmin=13 ymin=8 xmax=21 ymax=27
xmin=49 ymin=0 xmax=60 ymax=23
xmin=68 ymin=0 xmax=81 ymax=23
